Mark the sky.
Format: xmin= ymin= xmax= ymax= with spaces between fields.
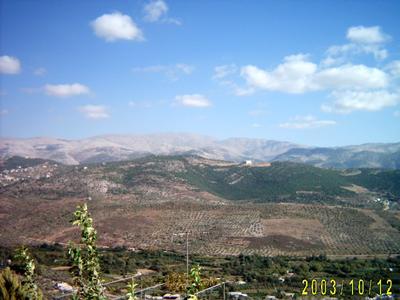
xmin=0 ymin=0 xmax=399 ymax=147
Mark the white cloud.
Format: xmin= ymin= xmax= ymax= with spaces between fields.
xmin=323 ymin=26 xmax=391 ymax=64
xmin=325 ymin=43 xmax=388 ymax=62
xmin=213 ymin=64 xmax=238 ymax=80
xmin=314 ymin=64 xmax=388 ymax=90
xmin=44 ymin=83 xmax=90 ymax=97
xmin=143 ymin=0 xmax=168 ymax=22
xmin=176 ymin=64 xmax=194 ymax=74
xmin=79 ymin=105 xmax=109 ymax=119
xmin=322 ymin=90 xmax=399 ymax=113
xmin=91 ymin=12 xmax=143 ymax=42
xmin=175 ymin=94 xmax=212 ymax=108
xmin=0 ymin=55 xmax=21 ymax=74
xmin=241 ymin=54 xmax=318 ymax=94
xmin=347 ymin=26 xmax=390 ymax=44
xmin=219 ymin=25 xmax=398 ymax=115
xmin=238 ymin=56 xmax=389 ymax=95
xmin=143 ymin=0 xmax=181 ymax=24
xmin=212 ymin=64 xmax=256 ymax=96
xmin=34 ymin=67 xmax=46 ymax=76
xmin=386 ymin=60 xmax=400 ymax=78
xmin=132 ymin=63 xmax=194 ymax=80
xmin=279 ymin=115 xmax=336 ymax=129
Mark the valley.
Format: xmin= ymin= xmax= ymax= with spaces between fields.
xmin=1 ymin=155 xmax=399 ymax=257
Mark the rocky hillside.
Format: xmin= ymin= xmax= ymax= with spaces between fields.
xmin=0 ymin=134 xmax=298 ymax=165
xmin=1 ymin=155 xmax=399 ymax=206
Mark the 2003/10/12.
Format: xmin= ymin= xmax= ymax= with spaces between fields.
xmin=302 ymin=279 xmax=393 ymax=296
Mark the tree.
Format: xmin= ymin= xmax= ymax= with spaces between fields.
xmin=68 ymin=203 xmax=106 ymax=299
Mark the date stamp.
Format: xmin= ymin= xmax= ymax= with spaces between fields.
xmin=301 ymin=278 xmax=394 ymax=296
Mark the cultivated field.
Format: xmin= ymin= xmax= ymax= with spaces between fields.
xmin=1 ymin=196 xmax=399 ymax=257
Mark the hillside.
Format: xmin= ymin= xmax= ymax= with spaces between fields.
xmin=1 ymin=155 xmax=400 ymax=257
xmin=1 ymin=155 xmax=400 ymax=204
xmin=1 ymin=134 xmax=399 ymax=169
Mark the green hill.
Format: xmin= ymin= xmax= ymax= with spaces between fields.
xmin=177 ymin=161 xmax=353 ymax=203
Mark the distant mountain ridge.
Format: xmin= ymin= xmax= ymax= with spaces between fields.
xmin=1 ymin=133 xmax=399 ymax=169
xmin=272 ymin=143 xmax=400 ymax=169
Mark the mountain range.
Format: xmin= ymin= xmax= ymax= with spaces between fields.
xmin=1 ymin=133 xmax=399 ymax=169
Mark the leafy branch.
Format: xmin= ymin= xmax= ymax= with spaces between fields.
xmin=68 ymin=203 xmax=106 ymax=299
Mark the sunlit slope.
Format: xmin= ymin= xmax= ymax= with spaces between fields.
xmin=2 ymin=155 xmax=399 ymax=205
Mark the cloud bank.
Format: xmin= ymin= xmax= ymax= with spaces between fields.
xmin=217 ymin=26 xmax=399 ymax=114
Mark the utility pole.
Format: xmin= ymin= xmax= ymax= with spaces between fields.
xmin=171 ymin=231 xmax=190 ymax=288
xmin=186 ymin=231 xmax=189 ymax=287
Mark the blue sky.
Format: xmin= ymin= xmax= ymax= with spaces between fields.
xmin=0 ymin=0 xmax=399 ymax=146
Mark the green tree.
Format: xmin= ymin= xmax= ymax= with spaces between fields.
xmin=68 ymin=203 xmax=106 ymax=300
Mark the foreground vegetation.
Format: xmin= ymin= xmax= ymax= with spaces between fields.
xmin=0 ymin=204 xmax=209 ymax=300
xmin=1 ymin=244 xmax=399 ymax=299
